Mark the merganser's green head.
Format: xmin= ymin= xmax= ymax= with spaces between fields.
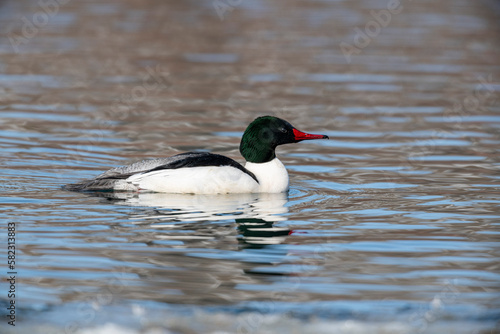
xmin=239 ymin=116 xmax=329 ymax=163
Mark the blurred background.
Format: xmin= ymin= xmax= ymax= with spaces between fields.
xmin=1 ymin=0 xmax=499 ymax=333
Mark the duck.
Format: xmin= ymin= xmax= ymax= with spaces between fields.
xmin=65 ymin=116 xmax=329 ymax=194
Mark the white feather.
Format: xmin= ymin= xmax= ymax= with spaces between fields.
xmin=115 ymin=157 xmax=289 ymax=194
xmin=124 ymin=166 xmax=259 ymax=194
xmin=245 ymin=158 xmax=289 ymax=193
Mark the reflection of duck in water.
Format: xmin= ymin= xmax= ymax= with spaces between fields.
xmin=237 ymin=218 xmax=290 ymax=249
xmin=52 ymin=192 xmax=294 ymax=305
xmin=65 ymin=116 xmax=328 ymax=194
xmin=96 ymin=192 xmax=292 ymax=247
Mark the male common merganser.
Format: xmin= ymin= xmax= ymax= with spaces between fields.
xmin=65 ymin=116 xmax=328 ymax=194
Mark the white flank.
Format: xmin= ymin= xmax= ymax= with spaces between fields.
xmin=113 ymin=158 xmax=290 ymax=194
xmin=123 ymin=166 xmax=260 ymax=194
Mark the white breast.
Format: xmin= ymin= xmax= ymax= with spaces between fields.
xmin=245 ymin=158 xmax=289 ymax=193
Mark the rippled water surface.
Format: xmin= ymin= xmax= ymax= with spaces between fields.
xmin=1 ymin=0 xmax=500 ymax=333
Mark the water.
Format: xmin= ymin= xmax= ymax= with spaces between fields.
xmin=1 ymin=0 xmax=500 ymax=333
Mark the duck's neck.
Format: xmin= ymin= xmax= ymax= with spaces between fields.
xmin=239 ymin=132 xmax=276 ymax=163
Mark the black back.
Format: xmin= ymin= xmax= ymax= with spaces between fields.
xmin=147 ymin=152 xmax=258 ymax=183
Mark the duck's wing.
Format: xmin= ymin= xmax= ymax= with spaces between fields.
xmin=95 ymin=152 xmax=207 ymax=179
xmin=64 ymin=152 xmax=257 ymax=192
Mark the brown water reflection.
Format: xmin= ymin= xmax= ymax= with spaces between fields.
xmin=1 ymin=0 xmax=499 ymax=332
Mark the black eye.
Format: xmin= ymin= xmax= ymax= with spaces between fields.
xmin=279 ymin=127 xmax=287 ymax=133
